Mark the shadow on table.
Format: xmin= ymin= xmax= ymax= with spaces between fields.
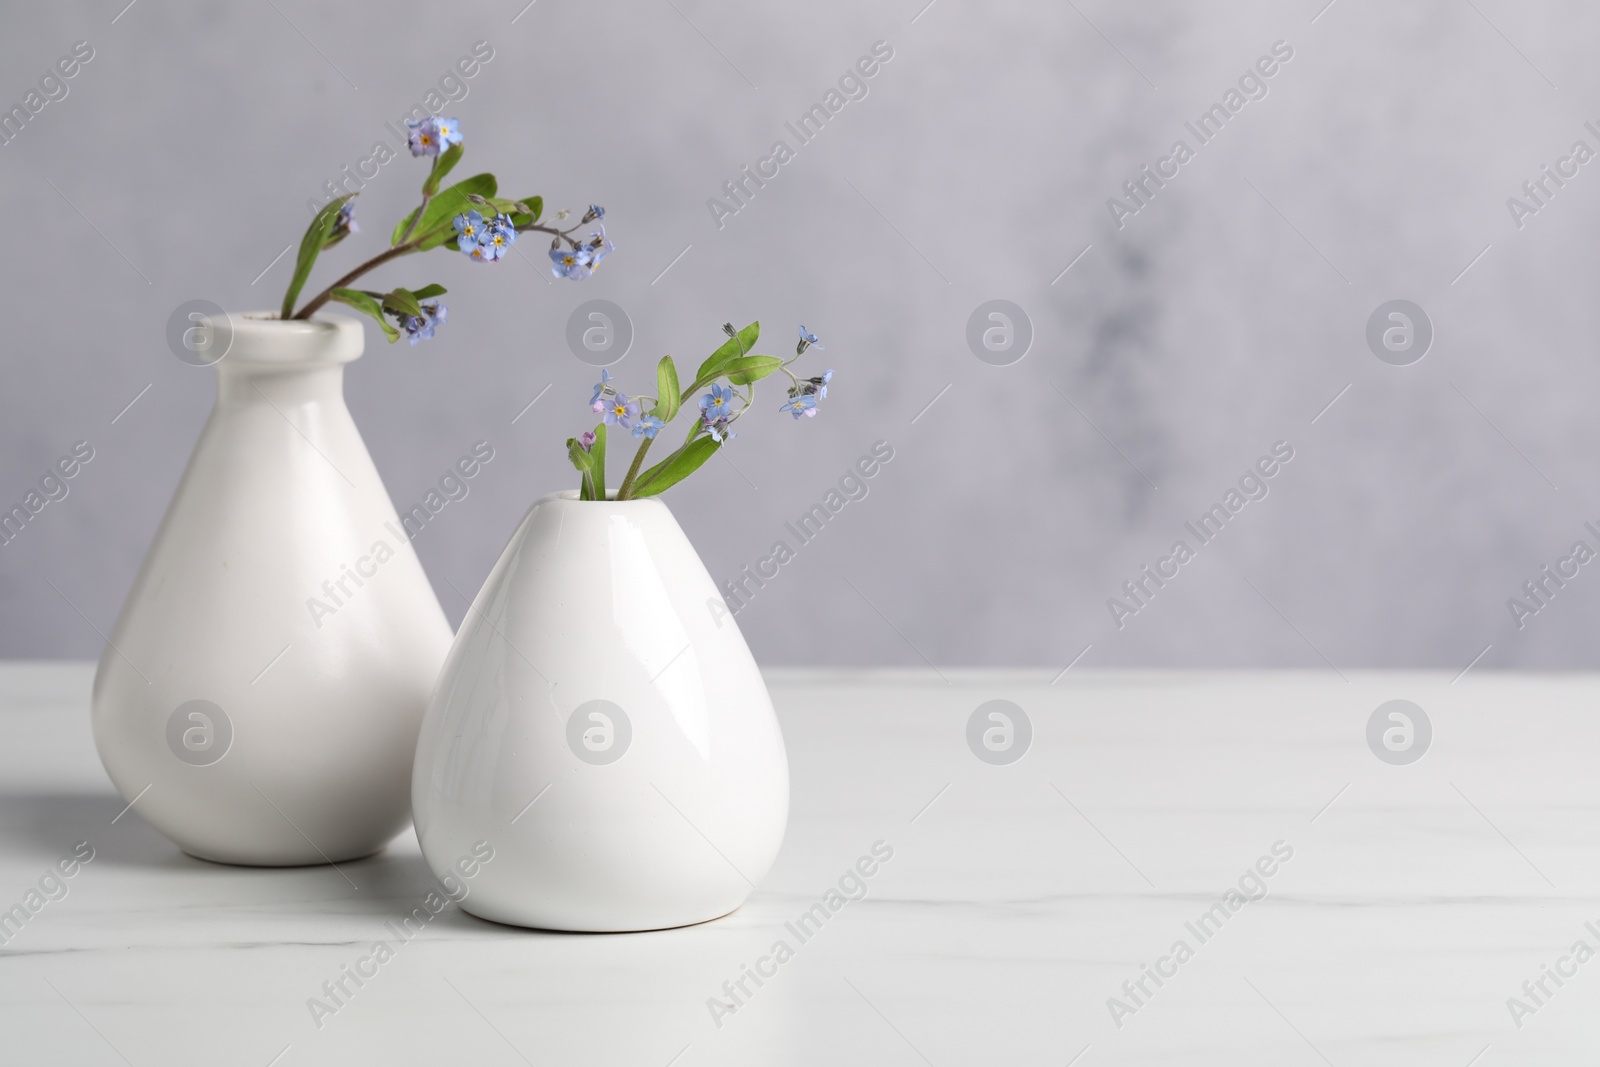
xmin=0 ymin=789 xmax=182 ymax=868
xmin=0 ymin=790 xmax=434 ymax=889
xmin=0 ymin=791 xmax=632 ymax=936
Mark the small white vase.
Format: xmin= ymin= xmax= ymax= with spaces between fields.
xmin=92 ymin=313 xmax=452 ymax=866
xmin=412 ymin=491 xmax=789 ymax=931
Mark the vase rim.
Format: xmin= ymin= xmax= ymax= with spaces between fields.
xmin=208 ymin=311 xmax=365 ymax=368
xmin=536 ymin=490 xmax=669 ymax=507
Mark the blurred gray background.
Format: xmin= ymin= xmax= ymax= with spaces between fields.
xmin=2 ymin=0 xmax=1598 ymax=672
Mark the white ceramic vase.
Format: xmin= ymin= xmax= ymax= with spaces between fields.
xmin=92 ymin=313 xmax=452 ymax=865
xmin=413 ymin=491 xmax=789 ymax=931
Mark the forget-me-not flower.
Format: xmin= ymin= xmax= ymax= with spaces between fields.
xmin=405 ymin=119 xmax=436 ymax=156
xmin=797 ymin=325 xmax=825 ymax=354
xmin=699 ymin=382 xmax=735 ymax=421
xmin=327 ymin=200 xmax=358 ymax=244
xmin=434 ymin=117 xmax=462 ymax=149
xmin=781 ymin=393 xmax=817 ymax=419
xmin=801 ymin=369 xmax=833 ymax=399
xmin=585 ymin=224 xmax=614 ymax=270
xmin=453 ymin=211 xmax=486 ymax=258
xmin=401 ymin=303 xmax=447 ymax=346
xmin=602 ymin=392 xmax=639 ymax=430
xmin=550 ymin=246 xmax=593 ymax=280
xmin=479 ymin=214 xmax=517 ymax=261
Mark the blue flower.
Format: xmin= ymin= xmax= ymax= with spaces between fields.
xmin=435 ymin=117 xmax=463 ymax=148
xmin=632 ymin=415 xmax=665 ymax=439
xmin=401 ymin=303 xmax=446 ymax=346
xmin=781 ymin=393 xmax=817 ymax=419
xmin=479 ymin=213 xmax=517 ymax=262
xmin=586 ymin=204 xmax=606 ymax=222
xmin=589 ymin=368 xmax=613 ymax=406
xmin=327 ymin=200 xmax=358 ymax=243
xmin=586 ymin=224 xmax=614 ymax=270
xmin=452 ymin=211 xmax=486 ymax=259
xmin=406 ymin=117 xmax=452 ymax=157
xmin=798 ymin=324 xmax=825 ymax=354
xmin=704 ymin=417 xmax=737 ymax=445
xmin=550 ymin=246 xmax=593 ymax=280
xmin=802 ymin=369 xmax=833 ymax=399
xmin=699 ymin=382 xmax=735 ymax=421
xmin=601 ymin=391 xmax=639 ymax=429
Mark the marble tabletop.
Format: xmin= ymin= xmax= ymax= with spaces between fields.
xmin=1 ymin=662 xmax=1597 ymax=1065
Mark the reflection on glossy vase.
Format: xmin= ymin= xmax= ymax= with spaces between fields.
xmin=413 ymin=491 xmax=789 ymax=931
xmin=92 ymin=313 xmax=453 ymax=866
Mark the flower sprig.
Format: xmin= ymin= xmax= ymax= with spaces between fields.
xmin=566 ymin=322 xmax=834 ymax=500
xmin=279 ymin=116 xmax=614 ymax=341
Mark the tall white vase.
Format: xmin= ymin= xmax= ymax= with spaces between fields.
xmin=92 ymin=313 xmax=452 ymax=866
xmin=413 ymin=491 xmax=789 ymax=931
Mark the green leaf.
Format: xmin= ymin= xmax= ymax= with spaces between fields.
xmin=391 ymin=212 xmax=416 ymax=248
xmin=471 ymin=195 xmax=544 ymax=229
xmin=655 ymin=356 xmax=681 ymax=422
xmin=567 ymin=436 xmax=596 ymax=498
xmin=282 ymin=194 xmax=356 ymax=319
xmin=329 ymin=287 xmax=399 ymax=343
xmin=691 ymin=322 xmax=759 ymax=393
xmin=381 ymin=288 xmax=423 ymax=320
xmin=423 ymin=143 xmax=463 ymax=197
xmin=391 ymin=173 xmax=498 ymax=248
xmin=631 ymin=435 xmax=720 ymax=498
xmin=723 ymin=355 xmax=784 ymax=386
xmin=589 ymin=424 xmax=607 ymax=502
xmin=410 ymin=284 xmax=447 ymax=301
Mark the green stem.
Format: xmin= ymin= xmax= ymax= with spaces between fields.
xmin=291 ymin=219 xmax=581 ymax=320
xmin=631 ymin=419 xmax=703 ymax=496
xmin=398 ymin=192 xmax=432 ymax=245
xmin=615 ymin=436 xmax=654 ymax=500
xmin=293 ymin=242 xmax=419 ymax=320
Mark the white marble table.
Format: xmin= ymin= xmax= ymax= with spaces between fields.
xmin=1 ymin=663 xmax=1597 ymax=1065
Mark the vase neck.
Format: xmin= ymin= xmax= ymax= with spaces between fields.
xmin=207 ymin=312 xmax=364 ymax=410
xmin=216 ymin=360 xmax=347 ymax=409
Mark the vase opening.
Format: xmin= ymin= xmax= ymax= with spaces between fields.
xmin=204 ymin=311 xmax=365 ymax=371
xmin=543 ymin=489 xmax=667 ymax=505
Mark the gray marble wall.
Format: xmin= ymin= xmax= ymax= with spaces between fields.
xmin=1 ymin=0 xmax=1595 ymax=672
